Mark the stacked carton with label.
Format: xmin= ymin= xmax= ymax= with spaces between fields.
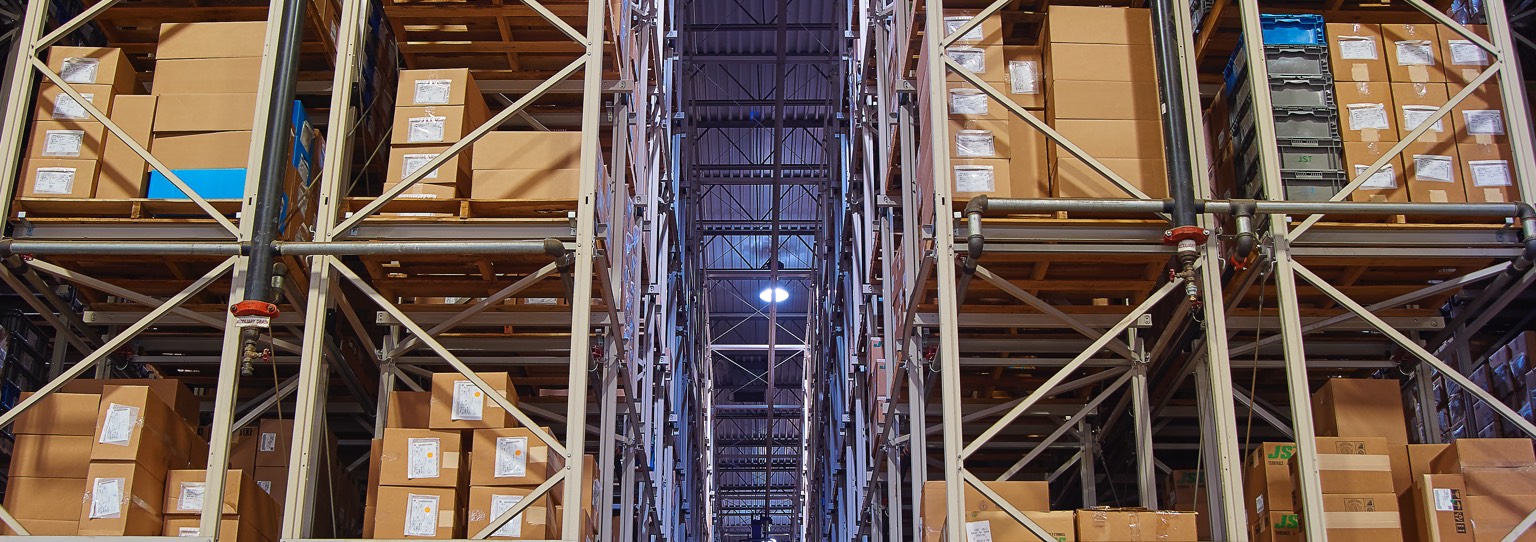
xmin=161 ymin=469 xmax=279 ymax=542
xmin=145 ymin=22 xmax=266 ymax=199
xmin=2 ymin=391 xmax=102 ymax=534
xmin=1164 ymin=469 xmax=1212 ymax=540
xmin=1044 ymin=6 xmax=1167 ymax=199
xmin=232 ymin=417 xmax=353 ymax=537
xmin=20 ymin=47 xmax=143 ymax=199
xmin=80 ymin=383 xmax=207 ymax=535
xmin=388 ymin=69 xmax=491 ymax=202
xmin=1417 ymin=438 xmax=1536 ymax=541
xmin=1290 ymin=437 xmax=1403 ymax=542
xmin=919 ymin=480 xmax=1197 ymax=540
xmin=935 ymin=10 xmax=1048 ymax=202
xmin=469 ymin=131 xmax=583 ymax=200
xmin=1330 ymin=22 xmax=1410 ymax=202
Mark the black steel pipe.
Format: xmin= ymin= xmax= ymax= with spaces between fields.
xmin=0 ymin=241 xmax=246 ymax=257
xmin=275 ymin=239 xmax=568 ymax=257
xmin=243 ymin=0 xmax=307 ymax=303
xmin=1148 ymin=0 xmax=1199 ymax=228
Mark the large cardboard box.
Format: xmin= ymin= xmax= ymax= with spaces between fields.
xmin=20 ymin=158 xmax=97 ymax=198
xmin=1343 ymin=141 xmax=1409 ymax=202
xmin=15 ymin=391 xmax=101 ymax=435
xmin=470 ymin=427 xmax=556 ymax=486
xmin=1246 ymin=442 xmax=1297 ymax=523
xmin=379 ymin=428 xmax=467 ymax=488
xmin=255 ymin=418 xmax=294 ymax=467
xmin=1251 ymin=511 xmax=1301 ymax=542
xmin=1405 ymin=139 xmax=1464 ymax=202
xmin=5 ymin=476 xmax=88 ymax=522
xmin=151 ymin=93 xmax=260 ymax=132
xmin=1051 ymin=119 xmax=1164 ymax=159
xmin=91 ymin=385 xmax=198 ymax=471
xmin=0 ymin=519 xmax=79 ymax=536
xmin=1462 ymin=466 xmax=1536 ymax=496
xmin=428 ymin=371 xmax=520 ymax=430
xmin=1440 ymin=25 xmax=1492 ymax=84
xmin=252 ymin=465 xmax=289 ymax=515
xmin=1390 ymin=444 xmax=1413 ymax=496
xmin=551 ymin=454 xmax=597 ymax=519
xmin=1384 ymin=24 xmax=1447 ymax=83
xmin=228 ymin=428 xmax=259 ymax=472
xmin=78 ymin=462 xmax=167 ymax=535
xmin=1075 ymin=509 xmax=1198 ymax=541
xmin=391 ymin=104 xmax=492 ymax=146
xmin=373 ymin=486 xmax=462 ymax=539
xmin=1311 ymin=493 xmax=1404 ymax=542
xmin=150 ymin=131 xmax=253 ymax=170
xmin=29 ymin=121 xmax=108 ymax=161
xmin=471 ymin=131 xmax=582 ymax=171
xmin=943 ymin=45 xmax=1005 ymax=84
xmin=1406 ymin=474 xmax=1472 ymax=542
xmin=1410 ymin=444 xmax=1451 ymax=480
xmin=388 ymin=391 xmax=433 ymax=429
xmin=470 ymin=168 xmax=581 ymax=200
xmin=35 ymin=83 xmax=115 ymax=123
xmin=1391 ymin=83 xmax=1453 ymax=142
xmin=367 ymin=438 xmax=384 ymax=506
xmin=1052 ymin=157 xmax=1168 ymax=199
xmin=951 ymin=158 xmax=1014 ymax=199
xmin=156 ymin=22 xmax=267 ymax=59
xmin=1459 ymin=143 xmax=1517 ymax=203
xmin=151 ymin=58 xmax=264 ymax=95
xmin=1328 ymin=23 xmax=1390 ymax=82
xmin=948 ymin=118 xmax=1014 ymax=159
xmin=161 ymin=517 xmax=266 ymax=542
xmin=1047 ymin=80 xmax=1161 ymax=120
xmin=1466 ymin=495 xmax=1536 ymax=541
xmin=943 ymin=10 xmax=1003 ymax=47
xmin=1001 ymin=46 xmax=1045 ymax=109
xmin=387 ymin=146 xmax=471 ymax=186
xmin=383 ymin=181 xmax=462 ymax=202
xmin=1430 ymin=438 xmax=1536 ymax=473
xmin=10 ymin=434 xmax=92 ymax=477
xmin=1447 ymin=82 xmax=1507 ymax=145
xmin=1043 ymin=6 xmax=1153 ymax=45
xmin=946 ymin=82 xmax=1012 ymax=120
xmin=398 ymin=68 xmax=485 ymax=108
xmin=1313 ymin=379 xmax=1410 ymax=444
xmin=46 ymin=46 xmax=138 ymax=94
xmin=162 ymin=469 xmax=275 ymax=519
xmin=465 ymin=486 xmax=554 ymax=539
xmin=959 ymin=510 xmax=1076 ymax=541
xmin=1338 ymin=81 xmax=1399 ymax=142
xmin=1045 ymin=43 xmax=1156 ymax=82
xmin=98 ymin=95 xmax=157 ymax=199
xmin=1006 ymin=117 xmax=1049 ymax=198
xmin=1308 ymin=437 xmax=1395 ymax=494
xmin=919 ymin=480 xmax=1051 ymax=541
xmin=62 ymin=378 xmax=201 ymax=426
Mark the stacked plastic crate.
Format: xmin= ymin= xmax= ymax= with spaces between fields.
xmin=1225 ymin=15 xmax=1348 ymax=201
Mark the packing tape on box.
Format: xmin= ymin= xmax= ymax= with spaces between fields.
xmin=1323 ymin=511 xmax=1400 ymax=529
xmin=1317 ymin=454 xmax=1392 ymax=472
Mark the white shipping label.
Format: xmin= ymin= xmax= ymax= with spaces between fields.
xmin=89 ymin=477 xmax=124 ymax=519
xmin=451 ymin=380 xmax=485 ymax=421
xmin=407 ymin=116 xmax=447 ymax=143
xmin=178 ymin=528 xmax=201 ymax=537
xmin=98 ymin=403 xmax=136 ymax=445
xmin=947 ymin=48 xmax=986 ymax=74
xmin=260 ymin=431 xmax=277 ymax=452
xmin=1347 ymin=103 xmax=1390 ymax=131
xmin=1395 ymin=40 xmax=1436 ymax=66
xmin=953 ymin=165 xmax=995 ymax=193
xmin=256 ymin=480 xmax=272 ymax=494
xmin=1357 ymin=163 xmax=1398 ymax=189
xmin=1434 ymin=488 xmax=1456 ymax=511
xmin=1008 ymin=60 xmax=1040 ymax=94
xmin=1463 ymin=110 xmax=1506 ymax=136
xmin=33 ymin=168 xmax=76 ymax=195
xmin=178 ymin=482 xmax=206 ymax=512
xmin=1470 ymin=160 xmax=1513 ymax=187
xmin=1401 ymin=105 xmax=1445 ymax=132
xmin=949 ymin=90 xmax=989 ymax=115
xmin=954 ymin=131 xmax=996 ymax=157
xmin=403 ymin=494 xmax=441 ymax=537
xmin=489 ymin=494 xmax=526 ymax=537
xmin=1449 ymin=40 xmax=1490 ymax=66
xmin=407 ymin=437 xmax=442 ymax=479
xmin=401 ymin=153 xmax=441 ymax=180
xmin=43 ymin=129 xmax=85 ymax=157
xmin=944 ymin=16 xmax=984 ymax=42
xmin=1337 ymin=36 xmax=1378 ymax=60
xmin=1256 ymin=494 xmax=1266 ymax=514
xmin=495 ymin=436 xmax=530 ymax=478
xmin=413 ymin=79 xmax=453 ymax=105
xmin=964 ymin=520 xmax=994 ymax=542
xmin=61 ymin=57 xmax=100 ymax=84
xmin=1414 ymin=154 xmax=1455 ymax=182
xmin=52 ymin=93 xmax=93 ymax=120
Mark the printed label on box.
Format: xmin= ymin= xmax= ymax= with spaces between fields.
xmin=53 ymin=93 xmax=93 ymax=120
xmin=178 ymin=527 xmax=201 ymax=537
xmin=33 ymin=167 xmax=77 ymax=195
xmin=947 ymin=47 xmax=986 ymax=74
xmin=489 ymin=494 xmax=526 ymax=537
xmin=1470 ymin=159 xmax=1512 ymax=187
xmin=408 ymin=116 xmax=447 ymax=143
xmin=402 ymin=153 xmax=441 ymax=180
xmin=950 ymin=90 xmax=988 ymax=115
xmin=1401 ymin=105 xmax=1446 ymax=133
xmin=178 ymin=482 xmax=206 ymax=512
xmin=98 ymin=403 xmax=137 ymax=445
xmin=260 ymin=431 xmax=277 ymax=452
xmin=1462 ymin=110 xmax=1505 ymax=136
xmin=953 ymin=165 xmax=995 ymax=193
xmin=1449 ymin=40 xmax=1490 ymax=66
xmin=43 ymin=129 xmax=86 ymax=157
xmin=61 ymin=57 xmax=101 ymax=84
xmin=452 ymin=380 xmax=485 ymax=421
xmin=964 ymin=520 xmax=994 ymax=542
xmin=944 ymin=16 xmax=984 ymax=42
xmin=954 ymin=131 xmax=996 ymax=157
xmin=1347 ymin=103 xmax=1390 ymax=131
xmin=1256 ymin=494 xmax=1266 ymax=514
xmin=407 ymin=437 xmax=442 ymax=479
xmin=495 ymin=436 xmax=530 ymax=478
xmin=1414 ymin=154 xmax=1455 ymax=182
xmin=1395 ymin=40 xmax=1436 ymax=66
xmin=1434 ymin=488 xmax=1456 ymax=511
xmin=1008 ymin=60 xmax=1039 ymax=94
xmin=1357 ymin=163 xmax=1398 ymax=189
xmin=257 ymin=480 xmax=272 ymax=494
xmin=414 ymin=80 xmax=452 ymax=105
xmin=89 ymin=477 xmax=124 ymax=519
xmin=404 ymin=493 xmax=440 ymax=537
xmin=1337 ymin=36 xmax=1379 ymax=60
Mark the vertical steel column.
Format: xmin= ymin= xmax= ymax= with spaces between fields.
xmin=1482 ymin=0 xmax=1536 ymax=202
xmin=1079 ymin=419 xmax=1097 ymax=506
xmin=597 ymin=338 xmax=620 ymax=541
xmin=1131 ymin=358 xmax=1158 ymax=508
xmin=0 ymin=0 xmax=46 ymax=214
xmin=907 ymin=368 xmax=928 ymax=540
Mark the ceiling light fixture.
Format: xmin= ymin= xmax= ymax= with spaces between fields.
xmin=759 ymin=287 xmax=789 ymax=303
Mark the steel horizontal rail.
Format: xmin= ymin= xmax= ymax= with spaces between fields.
xmin=0 ymin=240 xmax=570 ymax=256
xmin=975 ymin=197 xmax=1536 ymax=218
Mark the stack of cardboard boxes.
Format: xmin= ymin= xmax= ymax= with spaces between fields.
xmin=80 ymin=383 xmax=208 ymax=535
xmin=20 ymin=46 xmax=142 ymax=199
xmin=1296 ymin=437 xmax=1401 ymax=542
xmin=145 ymin=21 xmax=267 ymax=199
xmin=939 ymin=10 xmax=1048 ymax=202
xmin=2 ymin=391 xmax=101 ymax=534
xmin=161 ymin=468 xmax=278 ymax=542
xmin=1413 ymin=438 xmax=1536 ymax=541
xmin=1164 ymin=469 xmax=1212 ymax=540
xmin=387 ymin=69 xmax=491 ymax=201
xmin=919 ymin=481 xmax=1195 ymax=541
xmin=235 ymin=417 xmax=357 ymax=537
xmin=470 ymin=131 xmax=583 ymax=200
xmin=1330 ymin=22 xmax=1409 ymax=202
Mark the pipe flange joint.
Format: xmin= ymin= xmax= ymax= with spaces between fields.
xmin=230 ymin=300 xmax=281 ymax=318
xmin=1163 ymin=225 xmax=1209 ymax=245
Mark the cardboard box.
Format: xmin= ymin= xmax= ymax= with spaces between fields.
xmin=1075 ymin=508 xmax=1198 ymax=542
xmin=0 ymin=519 xmax=79 ymax=536
xmin=1007 ymin=117 xmax=1049 ymax=198
xmin=1343 ymin=141 xmax=1409 ymax=202
xmin=228 ymin=428 xmax=259 ymax=472
xmin=1046 ymin=43 xmax=1156 ymax=82
xmin=1001 ymin=46 xmax=1045 ymax=109
xmin=29 ymin=121 xmax=108 ymax=161
xmin=469 ymin=131 xmax=581 ymax=171
xmin=156 ymin=22 xmax=268 ymax=59
xmin=465 ymin=486 xmax=554 ymax=539
xmin=948 ymin=118 xmax=1014 ymax=160
xmin=252 ymin=465 xmax=289 ymax=514
xmin=61 ymin=378 xmax=201 ymax=426
xmin=1447 ymin=82 xmax=1507 ymax=144
xmin=5 ymin=476 xmax=88 ymax=522
xmin=1328 ymin=23 xmax=1389 ymax=82
xmin=1337 ymin=81 xmax=1399 ymax=142
xmin=1405 ymin=139 xmax=1464 ymax=202
xmin=10 ymin=434 xmax=92 ymax=477
xmin=388 ymin=391 xmax=433 ymax=429
xmin=551 ymin=454 xmax=597 ymax=519
xmin=919 ymin=481 xmax=1051 ymax=541
xmin=35 ymin=83 xmax=114 ymax=123
xmin=946 ymin=82 xmax=1012 ymax=120
xmin=1466 ymin=495 xmax=1536 ymax=541
xmin=384 ymin=181 xmax=463 ymax=202
xmin=98 ymin=95 xmax=156 ymax=199
xmin=1312 ymin=493 xmax=1403 ymax=542
xmin=78 ymin=462 xmax=167 ymax=535
xmin=366 ymin=438 xmax=384 ymax=506
xmin=470 ymin=168 xmax=581 ymax=200
xmin=1313 ymin=379 xmax=1409 ymax=445
xmin=942 ymin=10 xmax=1003 ymax=47
xmin=46 ymin=46 xmax=138 ymax=94
xmin=14 ymin=391 xmax=100 ymax=435
xmin=1251 ymin=511 xmax=1301 ymax=542
xmin=151 ymin=93 xmax=260 ymax=132
xmin=1405 ymin=474 xmax=1472 ymax=542
xmin=1043 ymin=6 xmax=1153 ymax=45
xmin=1440 ymin=25 xmax=1492 ymax=84
xmin=1431 ymin=438 xmax=1536 ymax=473
xmin=379 ymin=428 xmax=466 ymax=488
xmin=1052 ymin=157 xmax=1168 ymax=199
xmin=151 ymin=58 xmax=264 ymax=95
xmin=1410 ymin=444 xmax=1452 ymax=479
xmin=959 ymin=510 xmax=1076 ymax=541
xmin=91 ymin=385 xmax=197 ymax=471
xmin=398 ymin=68 xmax=486 ymax=108
xmin=1390 ymin=444 xmax=1413 ymax=495
xmin=20 ymin=158 xmax=97 ymax=198
xmin=150 ymin=131 xmax=253 ymax=170
xmin=255 ymin=418 xmax=293 ymax=467
xmin=951 ymin=157 xmax=1014 ymax=199
xmin=470 ymin=427 xmax=555 ymax=486
xmin=387 ymin=146 xmax=471 ymax=185
xmin=373 ymin=486 xmax=461 ymax=539
xmin=391 ymin=104 xmax=491 ymax=146
xmin=161 ymin=517 xmax=265 ymax=542
xmin=1459 ymin=143 xmax=1516 ymax=203
xmin=1307 ymin=437 xmax=1395 ymax=494
xmin=1048 ymin=80 xmax=1161 ymax=121
xmin=1463 ymin=466 xmax=1536 ymax=496
xmin=1051 ymin=119 xmax=1164 ymax=159
xmin=1384 ymin=24 xmax=1447 ymax=83
xmin=944 ymin=45 xmax=1005 ymax=84
xmin=162 ymin=469 xmax=274 ymax=518
xmin=429 ymin=371 xmax=520 ymax=430
xmin=1391 ymin=83 xmax=1453 ymax=142
xmin=1246 ymin=442 xmax=1297 ymax=523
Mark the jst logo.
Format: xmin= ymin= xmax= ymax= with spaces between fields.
xmin=1267 ymin=445 xmax=1297 ymax=460
xmin=1275 ymin=514 xmax=1299 ymax=529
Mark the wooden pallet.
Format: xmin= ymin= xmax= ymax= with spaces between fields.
xmin=13 ymin=197 xmax=244 ymax=219
xmin=344 ymin=196 xmax=578 ymax=219
xmin=80 ymin=0 xmax=341 ymax=79
xmin=380 ymin=0 xmax=620 ymax=81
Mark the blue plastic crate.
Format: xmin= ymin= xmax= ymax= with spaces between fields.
xmin=148 ymin=168 xmax=248 ymax=199
xmin=1259 ymin=14 xmax=1325 ymax=46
